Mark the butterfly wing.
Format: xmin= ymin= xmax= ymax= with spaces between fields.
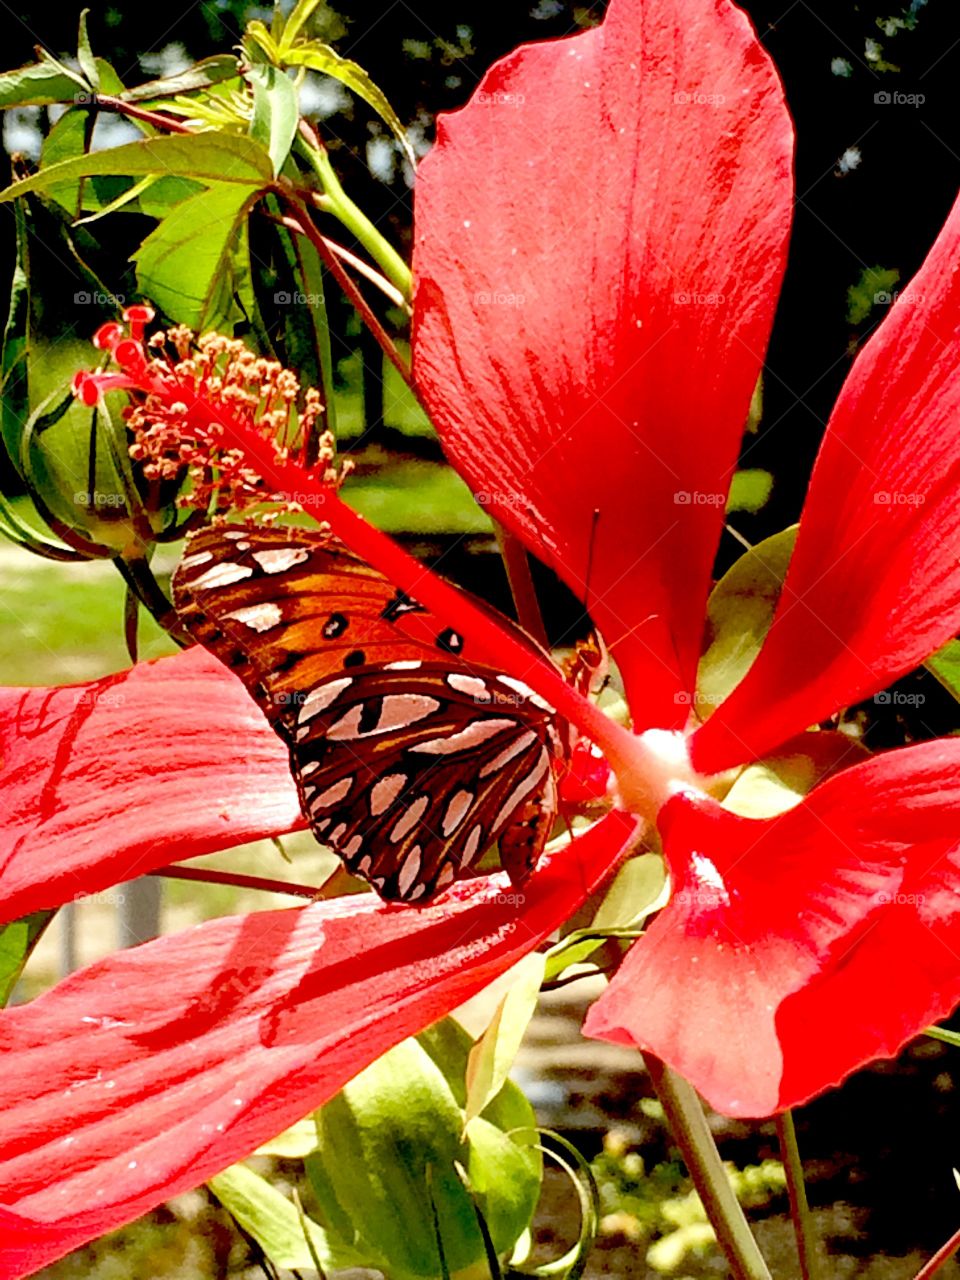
xmin=173 ymin=523 xmax=564 ymax=901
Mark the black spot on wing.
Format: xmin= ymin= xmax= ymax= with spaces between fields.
xmin=436 ymin=627 xmax=463 ymax=654
xmin=343 ymin=649 xmax=367 ymax=668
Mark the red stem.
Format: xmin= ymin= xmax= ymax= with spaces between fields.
xmin=278 ymin=209 xmax=412 ymax=386
xmin=913 ymin=1227 xmax=960 ymax=1280
xmin=90 ymin=95 xmax=192 ymax=134
xmin=149 ymin=864 xmax=319 ymax=900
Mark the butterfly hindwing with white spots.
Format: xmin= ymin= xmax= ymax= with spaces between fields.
xmin=172 ymin=524 xmax=565 ymax=903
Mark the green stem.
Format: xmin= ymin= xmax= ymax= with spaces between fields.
xmin=645 ymin=1056 xmax=772 ymax=1280
xmin=776 ymin=1110 xmax=822 ymax=1280
xmin=296 ymin=127 xmax=411 ymax=301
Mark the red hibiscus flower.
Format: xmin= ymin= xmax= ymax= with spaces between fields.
xmin=1 ymin=0 xmax=960 ymax=1272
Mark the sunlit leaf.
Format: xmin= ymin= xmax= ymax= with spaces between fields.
xmin=926 ymin=638 xmax=960 ymax=705
xmin=464 ymin=952 xmax=544 ymax=1127
xmin=248 ymin=63 xmax=299 ymax=176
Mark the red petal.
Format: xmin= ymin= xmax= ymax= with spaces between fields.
xmin=693 ymin=193 xmax=960 ymax=771
xmin=584 ymin=740 xmax=960 ymax=1116
xmin=0 ymin=812 xmax=638 ymax=1276
xmin=413 ymin=0 xmax=793 ymax=725
xmin=0 ymin=649 xmax=303 ymax=924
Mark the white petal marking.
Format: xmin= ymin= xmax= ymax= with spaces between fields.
xmin=252 ymin=547 xmax=310 ymax=574
xmin=192 ymin=562 xmax=254 ymax=589
xmin=390 ymin=795 xmax=430 ymax=843
xmin=222 ymin=602 xmax=283 ymax=633
xmin=442 ymin=788 xmax=474 ymax=836
xmin=446 ymin=673 xmax=491 ymax=700
xmin=311 ymin=776 xmax=354 ymax=810
xmin=460 ymin=825 xmax=484 ymax=868
xmin=497 ymin=675 xmax=555 ymax=712
xmin=479 ymin=729 xmax=538 ymax=777
xmin=298 ymin=677 xmax=353 ymax=723
xmin=411 ymin=718 xmax=516 ymax=755
xmin=398 ymin=847 xmax=423 ymax=897
xmin=370 ymin=772 xmax=407 ymax=815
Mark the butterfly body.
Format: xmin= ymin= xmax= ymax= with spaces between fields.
xmin=173 ymin=524 xmax=568 ymax=902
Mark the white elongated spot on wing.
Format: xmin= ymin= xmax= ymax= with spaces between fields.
xmin=442 ymin=788 xmax=474 ymax=836
xmin=499 ymin=749 xmax=550 ymax=821
xmin=329 ymin=822 xmax=348 ymax=844
xmin=479 ymin=729 xmax=538 ymax=777
xmin=435 ymin=864 xmax=456 ymax=890
xmin=222 ymin=602 xmax=283 ymax=632
xmin=311 ymin=776 xmax=353 ymax=810
xmin=192 ymin=562 xmax=254 ymax=589
xmin=301 ymin=760 xmax=320 ymax=777
xmin=497 ymin=675 xmax=555 ymax=713
xmin=411 ymin=718 xmax=516 ymax=755
xmin=180 ymin=550 xmax=213 ymax=570
xmin=460 ymin=824 xmax=484 ymax=868
xmin=328 ymin=694 xmax=440 ymax=740
xmin=298 ymin=677 xmax=353 ymax=724
xmin=343 ymin=834 xmax=363 ymax=859
xmin=446 ymin=673 xmax=491 ymax=699
xmin=371 ymin=772 xmax=407 ymax=815
xmin=383 ymin=660 xmax=422 ymax=671
xmin=390 ymin=795 xmax=429 ymax=843
xmin=252 ymin=547 xmax=310 ymax=574
xmin=398 ymin=846 xmax=423 ymax=897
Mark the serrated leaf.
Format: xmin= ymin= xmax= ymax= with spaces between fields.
xmin=134 ymin=181 xmax=259 ymax=330
xmin=76 ymin=10 xmax=99 ymax=90
xmin=248 ymin=63 xmax=299 ymax=175
xmin=284 ymin=43 xmax=414 ymax=168
xmin=0 ymin=61 xmax=86 ymax=108
xmin=464 ymin=952 xmax=544 ymax=1128
xmin=210 ymin=1163 xmax=354 ymax=1271
xmin=926 ymin=639 xmax=960 ymax=705
xmin=696 ymin=524 xmax=798 ymax=718
xmin=0 ymin=133 xmax=273 ymax=204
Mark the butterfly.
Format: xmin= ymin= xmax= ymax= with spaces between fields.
xmin=172 ymin=523 xmax=573 ymax=904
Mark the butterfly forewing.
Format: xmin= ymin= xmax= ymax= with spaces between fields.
xmin=173 ymin=524 xmax=566 ymax=902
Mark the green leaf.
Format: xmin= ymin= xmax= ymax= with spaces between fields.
xmin=76 ymin=10 xmax=99 ymax=91
xmin=464 ymin=952 xmax=545 ymax=1128
xmin=723 ymin=731 xmax=869 ymax=818
xmin=248 ymin=63 xmax=299 ymax=176
xmin=0 ymin=134 xmax=273 ymax=204
xmin=926 ymin=638 xmax=960 ymax=705
xmin=0 ymin=60 xmax=86 ymax=108
xmin=284 ymin=44 xmax=415 ymax=168
xmin=278 ymin=0 xmax=325 ymax=51
xmin=121 ymin=55 xmax=239 ymax=103
xmin=847 ymin=264 xmax=900 ymax=325
xmin=210 ymin=1163 xmax=353 ymax=1271
xmin=543 ymin=854 xmax=666 ymax=981
xmin=0 ymin=911 xmax=54 ymax=1006
xmin=726 ymin=468 xmax=773 ymax=515
xmin=254 ymin=1118 xmax=317 ymax=1158
xmin=695 ymin=525 xmax=798 ymax=718
xmin=134 ymin=181 xmax=259 ymax=330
